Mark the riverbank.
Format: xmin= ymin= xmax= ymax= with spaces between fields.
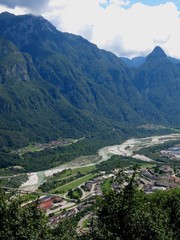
xmin=19 ymin=134 xmax=180 ymax=192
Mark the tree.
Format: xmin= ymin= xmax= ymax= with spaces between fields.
xmin=81 ymin=171 xmax=180 ymax=240
xmin=0 ymin=188 xmax=79 ymax=240
xmin=52 ymin=218 xmax=78 ymax=240
xmin=0 ymin=189 xmax=51 ymax=240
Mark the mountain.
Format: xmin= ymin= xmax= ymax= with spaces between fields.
xmin=133 ymin=46 xmax=180 ymax=125
xmin=121 ymin=48 xmax=180 ymax=68
xmin=0 ymin=37 xmax=105 ymax=148
xmin=168 ymin=57 xmax=180 ymax=64
xmin=120 ymin=56 xmax=146 ymax=68
xmin=0 ymin=12 xmax=179 ymax=148
xmin=146 ymin=46 xmax=167 ymax=61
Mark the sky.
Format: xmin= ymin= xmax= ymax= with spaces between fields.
xmin=0 ymin=0 xmax=180 ymax=58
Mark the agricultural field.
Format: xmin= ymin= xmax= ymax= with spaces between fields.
xmin=50 ymin=173 xmax=97 ymax=194
xmin=39 ymin=166 xmax=96 ymax=193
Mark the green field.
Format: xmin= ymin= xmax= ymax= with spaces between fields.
xmin=55 ymin=165 xmax=96 ymax=179
xmin=51 ymin=173 xmax=97 ymax=194
xmin=71 ymin=166 xmax=96 ymax=175
xmin=39 ymin=165 xmax=97 ymax=193
xmin=101 ymin=178 xmax=113 ymax=193
xmin=139 ymin=163 xmax=155 ymax=168
xmin=67 ymin=187 xmax=83 ymax=199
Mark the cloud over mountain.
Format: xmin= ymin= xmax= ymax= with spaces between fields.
xmin=0 ymin=0 xmax=49 ymax=9
xmin=0 ymin=0 xmax=180 ymax=58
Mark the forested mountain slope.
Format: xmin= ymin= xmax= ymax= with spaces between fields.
xmin=0 ymin=12 xmax=179 ymax=148
xmin=133 ymin=46 xmax=180 ymax=125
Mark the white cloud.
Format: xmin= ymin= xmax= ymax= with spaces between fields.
xmin=99 ymin=0 xmax=108 ymax=4
xmin=0 ymin=0 xmax=180 ymax=58
xmin=0 ymin=5 xmax=29 ymax=15
xmin=109 ymin=0 xmax=130 ymax=7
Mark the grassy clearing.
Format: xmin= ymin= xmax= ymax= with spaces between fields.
xmin=171 ymin=128 xmax=180 ymax=133
xmin=49 ymin=166 xmax=96 ymax=180
xmin=51 ymin=173 xmax=97 ymax=194
xmin=101 ymin=178 xmax=112 ymax=193
xmin=27 ymin=145 xmax=41 ymax=152
xmin=39 ymin=165 xmax=96 ymax=192
xmin=14 ymin=138 xmax=78 ymax=156
xmin=67 ymin=187 xmax=83 ymax=199
xmin=139 ymin=163 xmax=155 ymax=168
xmin=82 ymin=219 xmax=90 ymax=228
xmin=72 ymin=166 xmax=96 ymax=175
xmin=59 ymin=165 xmax=96 ymax=179
xmin=19 ymin=193 xmax=40 ymax=203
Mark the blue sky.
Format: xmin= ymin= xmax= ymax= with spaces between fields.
xmin=131 ymin=1 xmax=180 ymax=11
xmin=0 ymin=0 xmax=180 ymax=58
xmin=129 ymin=0 xmax=179 ymax=7
xmin=100 ymin=0 xmax=180 ymax=9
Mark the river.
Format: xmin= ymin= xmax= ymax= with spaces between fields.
xmin=19 ymin=133 xmax=180 ymax=192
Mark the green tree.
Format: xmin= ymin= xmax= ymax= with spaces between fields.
xmin=81 ymin=171 xmax=180 ymax=240
xmin=0 ymin=189 xmax=51 ymax=240
xmin=0 ymin=188 xmax=79 ymax=240
xmin=52 ymin=218 xmax=78 ymax=240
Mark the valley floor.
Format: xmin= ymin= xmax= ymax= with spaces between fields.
xmin=19 ymin=133 xmax=180 ymax=192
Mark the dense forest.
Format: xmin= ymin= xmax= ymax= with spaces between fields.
xmin=0 ymin=12 xmax=179 ymax=150
xmin=0 ymin=132 xmax=125 ymax=173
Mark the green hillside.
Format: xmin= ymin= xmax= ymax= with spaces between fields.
xmin=0 ymin=12 xmax=179 ymax=150
xmin=133 ymin=46 xmax=180 ymax=125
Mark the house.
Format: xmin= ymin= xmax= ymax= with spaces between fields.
xmin=39 ymin=198 xmax=53 ymax=211
xmin=141 ymin=169 xmax=159 ymax=180
xmin=159 ymin=165 xmax=173 ymax=174
xmin=155 ymin=181 xmax=168 ymax=188
xmin=52 ymin=196 xmax=63 ymax=203
xmin=38 ymin=196 xmax=62 ymax=211
xmin=144 ymin=184 xmax=153 ymax=193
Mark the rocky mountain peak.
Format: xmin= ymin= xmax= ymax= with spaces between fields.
xmin=146 ymin=46 xmax=167 ymax=62
xmin=0 ymin=12 xmax=57 ymax=37
xmin=0 ymin=13 xmax=58 ymax=52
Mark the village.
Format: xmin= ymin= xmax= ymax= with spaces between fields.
xmin=37 ymin=174 xmax=106 ymax=227
xmin=34 ymin=163 xmax=180 ymax=230
xmin=12 ymin=138 xmax=79 ymax=155
xmin=5 ymin=134 xmax=180 ymax=232
xmin=160 ymin=144 xmax=180 ymax=160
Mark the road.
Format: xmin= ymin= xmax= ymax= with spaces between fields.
xmin=76 ymin=213 xmax=92 ymax=234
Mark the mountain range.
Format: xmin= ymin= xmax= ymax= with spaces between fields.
xmin=120 ymin=52 xmax=180 ymax=68
xmin=0 ymin=12 xmax=179 ymax=149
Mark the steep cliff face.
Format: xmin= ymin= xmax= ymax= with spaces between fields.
xmin=0 ymin=39 xmax=30 ymax=84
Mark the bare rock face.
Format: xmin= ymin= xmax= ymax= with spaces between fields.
xmin=0 ymin=13 xmax=57 ymax=50
xmin=0 ymin=38 xmax=30 ymax=83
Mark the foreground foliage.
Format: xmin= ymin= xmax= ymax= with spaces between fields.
xmin=0 ymin=190 xmax=50 ymax=239
xmin=1 ymin=172 xmax=180 ymax=240
xmin=81 ymin=172 xmax=180 ymax=240
xmin=0 ymin=189 xmax=77 ymax=240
